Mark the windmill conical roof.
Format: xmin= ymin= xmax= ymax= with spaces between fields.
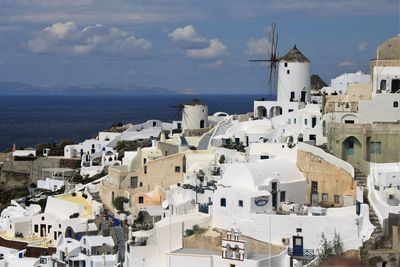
xmin=280 ymin=45 xmax=310 ymax=63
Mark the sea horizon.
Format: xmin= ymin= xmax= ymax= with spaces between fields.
xmin=0 ymin=94 xmax=274 ymax=151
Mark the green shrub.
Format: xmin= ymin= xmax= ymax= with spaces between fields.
xmin=112 ymin=196 xmax=129 ymax=211
xmin=185 ymin=229 xmax=194 ymax=237
xmin=133 ymin=211 xmax=144 ymax=224
xmin=218 ymin=155 xmax=225 ymax=164
xmin=72 ymin=173 xmax=84 ymax=184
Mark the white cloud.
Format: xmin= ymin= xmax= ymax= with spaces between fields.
xmin=26 ymin=21 xmax=152 ymax=58
xmin=168 ymin=25 xmax=208 ymax=49
xmin=246 ymin=38 xmax=270 ymax=57
xmin=338 ymin=60 xmax=358 ymax=67
xmin=186 ymin=39 xmax=227 ymax=59
xmin=358 ymin=41 xmax=369 ymax=52
xmin=170 ymin=25 xmax=227 ymax=59
xmin=199 ymin=59 xmax=224 ymax=69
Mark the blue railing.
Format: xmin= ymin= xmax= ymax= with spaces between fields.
xmin=288 ymin=248 xmax=315 ymax=257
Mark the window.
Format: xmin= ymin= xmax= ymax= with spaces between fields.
xmin=289 ymin=109 xmax=294 ymax=113
xmin=280 ymin=191 xmax=286 ymax=202
xmin=238 ymin=200 xmax=243 ymax=207
xmin=311 ymin=181 xmax=318 ymax=193
xmin=144 ymin=166 xmax=147 ymax=174
xmin=322 ymin=193 xmax=328 ymax=203
xmin=139 ymin=182 xmax=143 ymax=187
xmin=304 ymin=119 xmax=308 ymax=125
xmin=392 ymin=79 xmax=400 ymax=93
xmin=272 ymin=182 xmax=277 ymax=191
xmin=334 ymin=195 xmax=340 ymax=204
xmin=394 ymin=101 xmax=399 ymax=108
xmin=34 ymin=224 xmax=38 ymax=233
xmin=143 ymin=158 xmax=147 ymax=164
xmin=260 ymin=155 xmax=269 ymax=160
xmin=130 ymin=176 xmax=138 ymax=188
xmin=380 ymin=79 xmax=386 ymax=90
xmin=41 ymin=216 xmax=45 ymax=221
xmin=153 ymin=121 xmax=156 ymax=127
xmin=175 ymin=166 xmax=181 ymax=173
xmin=138 ymin=196 xmax=144 ymax=204
xmin=230 ymin=264 xmax=236 ymax=267
xmin=287 ymin=70 xmax=290 ymax=74
xmin=370 ymin=141 xmax=382 ymax=154
xmin=345 ymin=120 xmax=354 ymax=124
xmin=284 ymin=62 xmax=288 ymax=67
xmin=220 ymin=198 xmax=226 ymax=207
xmin=293 ymin=118 xmax=296 ymax=124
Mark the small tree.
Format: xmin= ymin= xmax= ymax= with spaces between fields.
xmin=218 ymin=155 xmax=225 ymax=164
xmin=317 ymin=231 xmax=344 ymax=263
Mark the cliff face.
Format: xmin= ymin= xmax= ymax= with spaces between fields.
xmin=0 ymin=157 xmax=80 ymax=211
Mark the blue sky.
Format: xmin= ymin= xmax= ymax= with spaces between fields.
xmin=0 ymin=0 xmax=399 ymax=94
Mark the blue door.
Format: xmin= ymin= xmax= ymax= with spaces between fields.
xmin=292 ymin=236 xmax=304 ymax=257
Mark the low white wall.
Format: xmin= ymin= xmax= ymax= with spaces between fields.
xmin=367 ymin=175 xmax=400 ymax=225
xmin=213 ymin=204 xmax=373 ymax=251
xmin=298 ymin=142 xmax=354 ymax=177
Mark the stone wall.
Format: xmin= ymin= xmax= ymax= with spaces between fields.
xmin=297 ymin=149 xmax=356 ymax=206
xmin=327 ymin=122 xmax=400 ymax=174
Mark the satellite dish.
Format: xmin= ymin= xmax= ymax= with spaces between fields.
xmin=162 ymin=200 xmax=169 ymax=210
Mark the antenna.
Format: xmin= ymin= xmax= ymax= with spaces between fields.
xmin=249 ymin=23 xmax=280 ymax=96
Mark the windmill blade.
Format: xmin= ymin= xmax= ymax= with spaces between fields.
xmin=248 ymin=59 xmax=271 ymax=62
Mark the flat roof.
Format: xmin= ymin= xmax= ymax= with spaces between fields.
xmin=171 ymin=247 xmax=219 ymax=256
xmin=42 ymin=168 xmax=75 ymax=172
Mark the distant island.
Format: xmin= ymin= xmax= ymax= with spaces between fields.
xmin=0 ymin=82 xmax=178 ymax=95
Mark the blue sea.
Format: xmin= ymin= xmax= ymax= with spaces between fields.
xmin=0 ymin=94 xmax=268 ymax=151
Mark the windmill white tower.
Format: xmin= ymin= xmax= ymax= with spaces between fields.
xmin=181 ymin=99 xmax=208 ymax=131
xmin=277 ymin=45 xmax=311 ymax=103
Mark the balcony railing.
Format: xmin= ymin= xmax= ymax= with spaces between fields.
xmin=288 ymin=247 xmax=315 ymax=259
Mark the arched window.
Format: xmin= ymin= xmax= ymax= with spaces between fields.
xmin=394 ymin=101 xmax=399 ymax=108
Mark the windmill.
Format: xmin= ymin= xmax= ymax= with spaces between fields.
xmin=249 ymin=23 xmax=280 ymax=96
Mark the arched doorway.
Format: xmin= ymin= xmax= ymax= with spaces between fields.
xmin=269 ymin=106 xmax=283 ymax=118
xmin=256 ymin=106 xmax=267 ymax=118
xmin=200 ymin=120 xmax=205 ymax=128
xmin=342 ymin=136 xmax=362 ymax=167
